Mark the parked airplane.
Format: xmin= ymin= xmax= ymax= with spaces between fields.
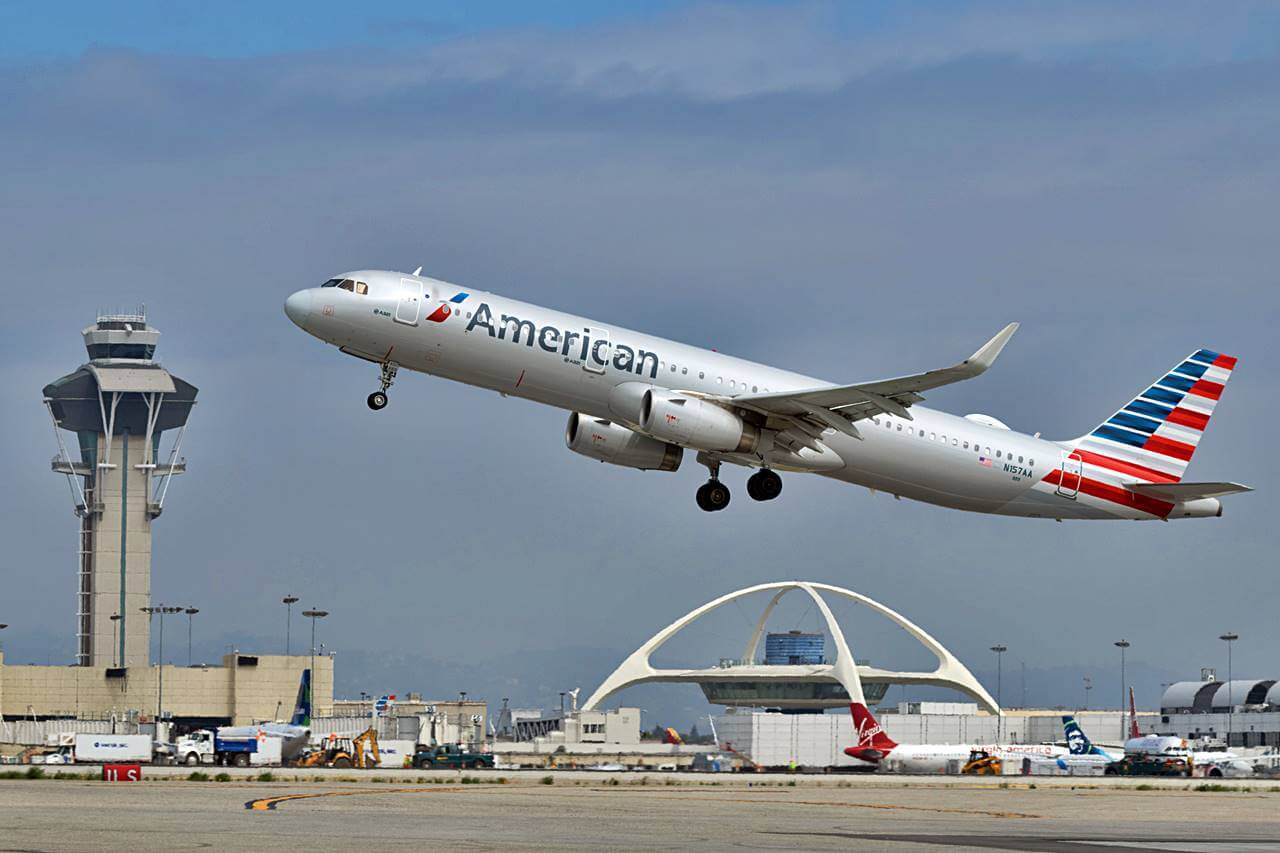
xmin=216 ymin=669 xmax=313 ymax=759
xmin=1068 ymin=702 xmax=1253 ymax=778
xmin=843 ymin=703 xmax=1066 ymax=772
xmin=285 ymin=271 xmax=1250 ymax=515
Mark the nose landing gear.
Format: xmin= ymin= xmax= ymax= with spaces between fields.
xmin=367 ymin=362 xmax=398 ymax=411
xmin=746 ymin=469 xmax=782 ymax=502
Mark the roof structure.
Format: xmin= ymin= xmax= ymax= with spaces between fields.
xmin=581 ymin=581 xmax=998 ymax=714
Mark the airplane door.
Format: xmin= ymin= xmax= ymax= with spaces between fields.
xmin=1056 ymin=452 xmax=1083 ymax=498
xmin=583 ymin=327 xmax=610 ymax=375
xmin=394 ymin=279 xmax=422 ymax=326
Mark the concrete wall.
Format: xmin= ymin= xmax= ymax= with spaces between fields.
xmin=0 ymin=652 xmax=332 ymax=726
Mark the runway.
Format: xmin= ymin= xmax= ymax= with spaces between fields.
xmin=2 ymin=774 xmax=1279 ymax=851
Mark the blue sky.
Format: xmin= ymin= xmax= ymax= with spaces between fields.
xmin=1 ymin=1 xmax=1276 ymax=724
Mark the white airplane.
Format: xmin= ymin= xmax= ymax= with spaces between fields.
xmin=285 ymin=270 xmax=1250 ymax=515
xmin=1069 ymin=699 xmax=1254 ymax=778
xmin=213 ymin=669 xmax=313 ymax=760
xmin=843 ymin=702 xmax=1066 ymax=772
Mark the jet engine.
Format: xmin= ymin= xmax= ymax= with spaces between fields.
xmin=565 ymin=412 xmax=683 ymax=471
xmin=639 ymin=389 xmax=760 ymax=454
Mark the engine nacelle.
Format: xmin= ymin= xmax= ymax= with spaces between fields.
xmin=565 ymin=412 xmax=682 ymax=472
xmin=639 ymin=389 xmax=760 ymax=454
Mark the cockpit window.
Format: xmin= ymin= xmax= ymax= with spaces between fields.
xmin=322 ymin=278 xmax=368 ymax=293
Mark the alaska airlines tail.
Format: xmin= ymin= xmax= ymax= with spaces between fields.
xmin=1070 ymin=349 xmax=1238 ymax=485
xmin=290 ymin=669 xmax=312 ymax=727
xmin=845 ymin=703 xmax=898 ymax=763
xmin=1062 ymin=714 xmax=1116 ymax=760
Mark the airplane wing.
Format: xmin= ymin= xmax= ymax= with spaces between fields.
xmin=1126 ymin=482 xmax=1253 ymax=502
xmin=721 ymin=323 xmax=1018 ymax=452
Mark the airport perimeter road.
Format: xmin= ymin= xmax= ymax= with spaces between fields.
xmin=3 ymin=778 xmax=1280 ymax=851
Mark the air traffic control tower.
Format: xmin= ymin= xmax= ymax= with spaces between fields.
xmin=43 ymin=312 xmax=197 ymax=668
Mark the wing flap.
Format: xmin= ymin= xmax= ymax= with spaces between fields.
xmin=1126 ymin=482 xmax=1253 ymax=502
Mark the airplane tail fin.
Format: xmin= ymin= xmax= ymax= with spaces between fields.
xmin=1069 ymin=349 xmax=1238 ymax=485
xmin=1128 ymin=687 xmax=1140 ymax=739
xmin=844 ymin=703 xmax=897 ymax=762
xmin=1062 ymin=715 xmax=1095 ymax=755
xmin=290 ymin=669 xmax=312 ymax=727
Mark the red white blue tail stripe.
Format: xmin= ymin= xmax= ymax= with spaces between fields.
xmin=1074 ymin=349 xmax=1236 ymax=485
xmin=1034 ymin=349 xmax=1240 ymax=518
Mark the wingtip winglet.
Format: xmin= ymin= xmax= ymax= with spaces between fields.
xmin=966 ymin=322 xmax=1019 ymax=371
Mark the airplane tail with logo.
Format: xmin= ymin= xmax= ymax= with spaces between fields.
xmin=1129 ymin=687 xmax=1140 ymax=739
xmin=844 ymin=703 xmax=897 ymax=763
xmin=290 ymin=669 xmax=312 ymax=727
xmin=1062 ymin=349 xmax=1250 ymax=513
xmin=1062 ymin=715 xmax=1100 ymax=756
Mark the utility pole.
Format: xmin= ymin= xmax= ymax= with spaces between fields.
xmin=303 ymin=608 xmax=328 ymax=714
xmin=1114 ymin=640 xmax=1130 ymax=742
xmin=184 ymin=607 xmax=199 ymax=667
xmin=1220 ymin=632 xmax=1238 ymax=747
xmin=990 ymin=645 xmax=1007 ymax=742
xmin=140 ymin=605 xmax=182 ymax=723
xmin=109 ymin=614 xmax=120 ymax=667
xmin=283 ymin=595 xmax=299 ymax=655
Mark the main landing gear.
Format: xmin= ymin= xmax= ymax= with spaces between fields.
xmin=746 ymin=468 xmax=783 ymax=502
xmin=695 ymin=463 xmax=784 ymax=512
xmin=367 ymin=362 xmax=398 ymax=411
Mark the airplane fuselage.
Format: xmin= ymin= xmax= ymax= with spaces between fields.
xmin=285 ymin=270 xmax=1228 ymax=520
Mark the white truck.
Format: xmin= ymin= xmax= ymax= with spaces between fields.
xmin=175 ymin=729 xmax=283 ymax=767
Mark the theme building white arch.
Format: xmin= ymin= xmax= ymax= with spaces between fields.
xmin=582 ymin=581 xmax=998 ymax=714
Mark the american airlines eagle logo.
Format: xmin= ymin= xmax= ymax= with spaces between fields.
xmin=427 ymin=292 xmax=470 ymax=323
xmin=665 ymin=414 xmax=679 ymax=425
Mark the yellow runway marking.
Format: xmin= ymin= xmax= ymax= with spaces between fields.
xmin=246 ymin=785 xmax=477 ymax=811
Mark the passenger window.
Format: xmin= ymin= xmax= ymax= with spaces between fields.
xmin=699 ymin=371 xmax=705 ymax=379
xmin=1018 ymin=455 xmax=1024 ymax=463
xmin=682 ymin=367 xmax=688 ymax=375
xmin=338 ymin=279 xmax=355 ymax=292
xmin=963 ymin=441 xmax=969 ymax=449
xmin=354 ymin=281 xmax=368 ymax=295
xmin=930 ymin=432 xmax=936 ymax=440
xmin=897 ymin=424 xmax=903 ymax=432
xmin=717 ymin=377 xmax=722 ymax=384
xmin=952 ymin=438 xmax=958 ymax=446
xmin=907 ymin=427 xmax=913 ymax=435
xmin=985 ymin=446 xmax=991 ymax=455
xmin=1029 ymin=459 xmax=1034 ymax=466
xmin=671 ymin=364 xmax=677 ymax=372
xmin=752 ymin=386 xmax=758 ymax=392
xmin=996 ymin=450 xmax=1002 ymax=458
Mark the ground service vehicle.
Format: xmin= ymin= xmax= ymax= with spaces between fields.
xmin=175 ymin=730 xmax=283 ymax=767
xmin=74 ymin=734 xmax=153 ymax=764
xmin=1105 ymin=755 xmax=1193 ymax=777
xmin=961 ymin=750 xmax=1003 ymax=775
xmin=410 ymin=744 xmax=495 ymax=770
xmin=300 ymin=728 xmax=380 ymax=769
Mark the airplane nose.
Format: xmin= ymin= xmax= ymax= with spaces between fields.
xmin=284 ymin=289 xmax=314 ymax=329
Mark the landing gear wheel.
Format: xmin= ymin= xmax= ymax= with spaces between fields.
xmin=696 ymin=481 xmax=731 ymax=512
xmin=368 ymin=361 xmax=398 ymax=410
xmin=746 ymin=469 xmax=783 ymax=502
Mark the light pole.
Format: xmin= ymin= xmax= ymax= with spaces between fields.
xmin=1220 ymin=632 xmax=1238 ymax=747
xmin=302 ymin=609 xmax=328 ymax=711
xmin=283 ymin=595 xmax=299 ymax=656
xmin=1114 ymin=639 xmax=1130 ymax=742
xmin=1083 ymin=676 xmax=1092 ymax=711
xmin=990 ymin=645 xmax=1007 ymax=742
xmin=184 ymin=607 xmax=199 ymax=667
xmin=140 ymin=605 xmax=182 ymax=722
xmin=109 ymin=614 xmax=121 ymax=666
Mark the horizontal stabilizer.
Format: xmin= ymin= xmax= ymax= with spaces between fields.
xmin=1126 ymin=481 xmax=1253 ymax=502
